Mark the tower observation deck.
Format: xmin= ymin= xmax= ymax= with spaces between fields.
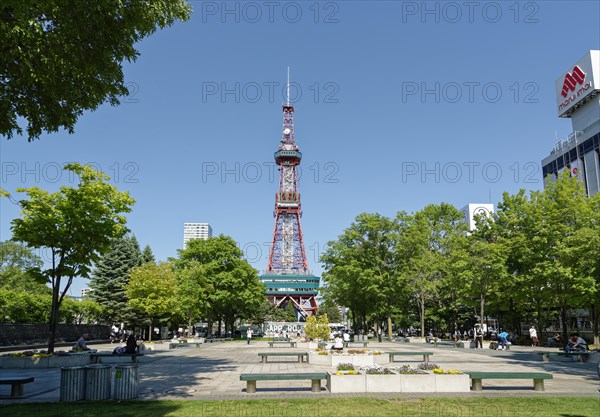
xmin=259 ymin=72 xmax=319 ymax=320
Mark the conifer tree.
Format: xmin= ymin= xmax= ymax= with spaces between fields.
xmin=142 ymin=244 xmax=156 ymax=264
xmin=89 ymin=235 xmax=141 ymax=325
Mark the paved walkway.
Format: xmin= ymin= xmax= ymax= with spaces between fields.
xmin=1 ymin=340 xmax=599 ymax=403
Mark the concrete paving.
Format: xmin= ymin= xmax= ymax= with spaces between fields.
xmin=1 ymin=340 xmax=599 ymax=403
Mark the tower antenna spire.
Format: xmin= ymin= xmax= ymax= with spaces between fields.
xmin=287 ymin=66 xmax=290 ymax=106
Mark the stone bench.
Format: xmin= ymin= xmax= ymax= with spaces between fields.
xmin=169 ymin=342 xmax=203 ymax=349
xmin=537 ymin=351 xmax=591 ymax=362
xmin=343 ymin=341 xmax=369 ymax=348
xmin=466 ymin=372 xmax=553 ymax=391
xmin=0 ymin=376 xmax=34 ymax=398
xmin=388 ymin=351 xmax=433 ymax=363
xmin=205 ymin=338 xmax=233 ymax=343
xmin=268 ymin=341 xmax=297 ymax=348
xmin=240 ymin=372 xmax=327 ymax=393
xmin=90 ymin=353 xmax=143 ymax=363
xmin=257 ymin=352 xmax=308 ymax=363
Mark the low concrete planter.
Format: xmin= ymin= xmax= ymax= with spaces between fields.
xmin=296 ymin=342 xmax=319 ymax=350
xmin=0 ymin=353 xmax=90 ymax=369
xmin=434 ymin=373 xmax=470 ymax=392
xmin=308 ymin=352 xmax=389 ymax=367
xmin=144 ymin=343 xmax=171 ymax=351
xmin=326 ymin=371 xmax=366 ymax=393
xmin=399 ymin=374 xmax=435 ymax=392
xmin=365 ymin=373 xmax=400 ymax=392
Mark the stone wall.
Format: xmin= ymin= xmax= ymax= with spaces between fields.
xmin=0 ymin=324 xmax=110 ymax=346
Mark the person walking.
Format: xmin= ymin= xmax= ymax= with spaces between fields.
xmin=377 ymin=327 xmax=382 ymax=343
xmin=246 ymin=328 xmax=253 ymax=345
xmin=529 ymin=325 xmax=538 ymax=347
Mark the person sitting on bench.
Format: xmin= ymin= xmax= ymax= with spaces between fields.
xmin=565 ymin=333 xmax=588 ymax=352
xmin=331 ymin=335 xmax=344 ymax=351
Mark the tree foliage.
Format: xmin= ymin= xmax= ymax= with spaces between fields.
xmin=7 ymin=163 xmax=134 ymax=352
xmin=89 ymin=235 xmax=141 ymax=325
xmin=174 ymin=235 xmax=265 ymax=336
xmin=127 ymin=261 xmax=178 ymax=341
xmin=1 ymin=0 xmax=192 ymax=140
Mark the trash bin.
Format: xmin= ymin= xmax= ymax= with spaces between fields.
xmin=60 ymin=366 xmax=86 ymax=401
xmin=85 ymin=364 xmax=112 ymax=400
xmin=113 ymin=364 xmax=139 ymax=400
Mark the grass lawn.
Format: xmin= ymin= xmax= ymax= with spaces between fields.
xmin=5 ymin=397 xmax=600 ymax=417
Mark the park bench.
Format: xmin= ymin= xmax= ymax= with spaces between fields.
xmin=268 ymin=340 xmax=297 ymax=348
xmin=0 ymin=376 xmax=34 ymax=398
xmin=205 ymin=338 xmax=233 ymax=343
xmin=466 ymin=372 xmax=553 ymax=391
xmin=90 ymin=352 xmax=143 ymax=363
xmin=343 ymin=341 xmax=369 ymax=348
xmin=433 ymin=339 xmax=458 ymax=348
xmin=240 ymin=372 xmax=327 ymax=393
xmin=388 ymin=351 xmax=433 ymax=363
xmin=537 ymin=351 xmax=591 ymax=362
xmin=257 ymin=352 xmax=308 ymax=363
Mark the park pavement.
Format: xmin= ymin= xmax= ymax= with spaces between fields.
xmin=1 ymin=339 xmax=599 ymax=403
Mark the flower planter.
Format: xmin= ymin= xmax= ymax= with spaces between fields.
xmin=399 ymin=374 xmax=436 ymax=392
xmin=1 ymin=353 xmax=90 ymax=369
xmin=308 ymin=353 xmax=331 ymax=365
xmin=144 ymin=343 xmax=171 ymax=351
xmin=365 ymin=373 xmax=400 ymax=392
xmin=326 ymin=371 xmax=366 ymax=393
xmin=331 ymin=355 xmax=374 ymax=367
xmin=373 ymin=354 xmax=388 ymax=365
xmin=434 ymin=373 xmax=470 ymax=392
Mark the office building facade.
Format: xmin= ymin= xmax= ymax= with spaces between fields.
xmin=183 ymin=223 xmax=213 ymax=247
xmin=542 ymin=50 xmax=600 ymax=196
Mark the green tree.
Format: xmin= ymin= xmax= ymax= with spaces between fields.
xmin=127 ymin=262 xmax=178 ymax=341
xmin=174 ymin=235 xmax=265 ymax=337
xmin=398 ymin=203 xmax=467 ymax=338
xmin=0 ymin=289 xmax=50 ymax=323
xmin=318 ymin=299 xmax=342 ymax=323
xmin=7 ymin=163 xmax=134 ymax=352
xmin=89 ymin=235 xmax=142 ymax=325
xmin=0 ymin=240 xmax=48 ymax=294
xmin=321 ymin=213 xmax=404 ymax=338
xmin=1 ymin=0 xmax=192 ymax=140
xmin=175 ymin=260 xmax=212 ymax=335
xmin=141 ymin=244 xmax=156 ymax=264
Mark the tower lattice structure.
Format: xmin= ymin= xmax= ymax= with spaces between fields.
xmin=260 ymin=80 xmax=319 ymax=319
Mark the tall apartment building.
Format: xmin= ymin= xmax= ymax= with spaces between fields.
xmin=542 ymin=50 xmax=600 ymax=196
xmin=183 ymin=223 xmax=213 ymax=247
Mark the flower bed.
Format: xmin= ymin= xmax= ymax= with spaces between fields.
xmin=308 ymin=349 xmax=388 ymax=366
xmin=0 ymin=351 xmax=91 ymax=368
xmin=325 ymin=363 xmax=470 ymax=393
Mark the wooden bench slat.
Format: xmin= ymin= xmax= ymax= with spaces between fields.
xmin=258 ymin=352 xmax=307 ymax=356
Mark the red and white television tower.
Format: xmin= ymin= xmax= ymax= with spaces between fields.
xmin=260 ymin=68 xmax=319 ymax=319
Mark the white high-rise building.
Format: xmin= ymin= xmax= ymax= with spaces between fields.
xmin=81 ymin=288 xmax=91 ymax=298
xmin=183 ymin=223 xmax=212 ymax=247
xmin=460 ymin=204 xmax=494 ymax=231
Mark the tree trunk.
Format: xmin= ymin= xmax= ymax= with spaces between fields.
xmin=188 ymin=316 xmax=193 ymax=338
xmin=591 ymin=303 xmax=599 ymax=345
xmin=387 ymin=315 xmax=393 ymax=341
xmin=47 ymin=275 xmax=62 ymax=354
xmin=420 ymin=293 xmax=425 ymax=338
xmin=479 ymin=292 xmax=485 ymax=329
xmin=560 ymin=305 xmax=568 ymax=345
xmin=148 ymin=324 xmax=152 ymax=342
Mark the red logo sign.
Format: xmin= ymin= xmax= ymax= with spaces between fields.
xmin=561 ymin=66 xmax=586 ymax=97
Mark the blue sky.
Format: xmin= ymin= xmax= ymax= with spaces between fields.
xmin=1 ymin=1 xmax=599 ymax=296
